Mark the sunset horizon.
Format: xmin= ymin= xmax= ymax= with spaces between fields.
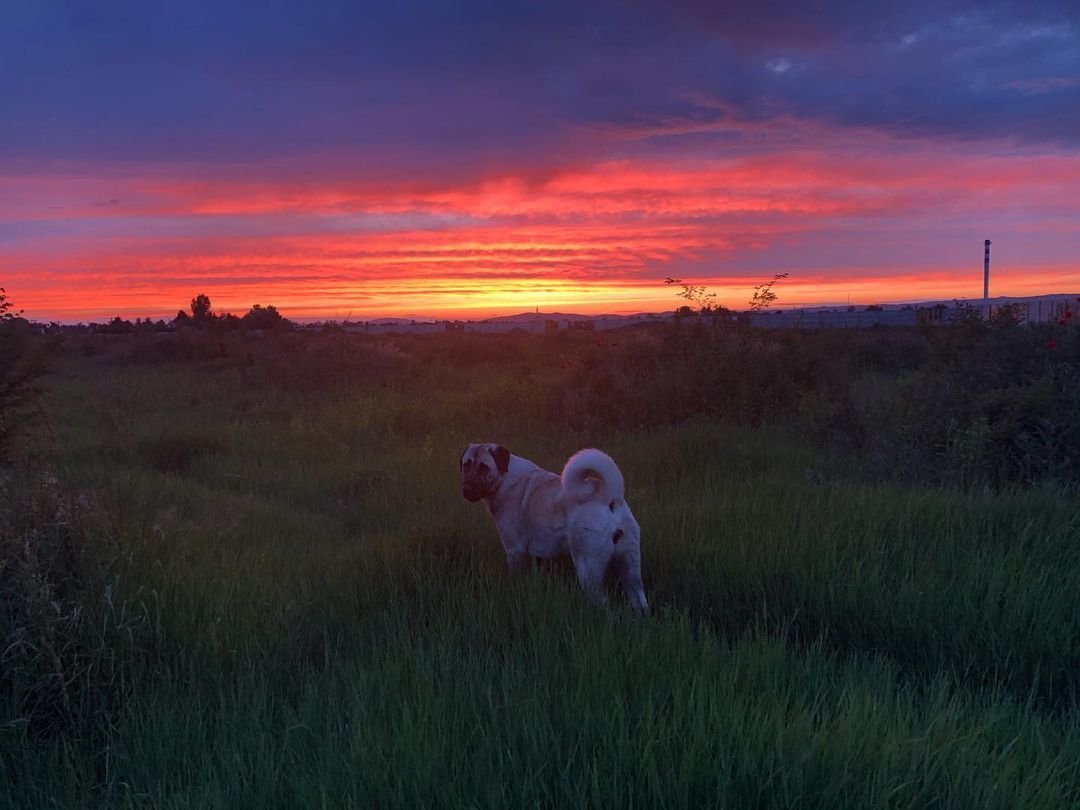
xmin=10 ymin=259 xmax=1080 ymax=324
xmin=12 ymin=274 xmax=1080 ymax=325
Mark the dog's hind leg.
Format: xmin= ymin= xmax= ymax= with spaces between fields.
xmin=611 ymin=546 xmax=648 ymax=615
xmin=573 ymin=555 xmax=609 ymax=606
xmin=569 ymin=528 xmax=613 ymax=606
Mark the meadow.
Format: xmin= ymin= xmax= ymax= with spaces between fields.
xmin=3 ymin=319 xmax=1080 ymax=808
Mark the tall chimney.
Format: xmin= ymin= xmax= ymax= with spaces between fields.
xmin=983 ymin=239 xmax=991 ymax=303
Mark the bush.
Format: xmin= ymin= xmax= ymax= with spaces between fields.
xmin=0 ymin=290 xmax=55 ymax=462
xmin=0 ymin=469 xmax=161 ymax=739
xmin=813 ymin=315 xmax=1080 ymax=486
xmin=241 ymin=304 xmax=290 ymax=331
xmin=547 ymin=324 xmax=842 ymax=433
xmin=137 ymin=430 xmax=225 ymax=474
xmin=546 ymin=316 xmax=1080 ymax=487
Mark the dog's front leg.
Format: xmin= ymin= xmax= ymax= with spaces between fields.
xmin=495 ymin=520 xmax=530 ymax=575
xmin=573 ymin=558 xmax=609 ymax=606
xmin=611 ymin=546 xmax=649 ymax=616
xmin=572 ymin=551 xmax=612 ymax=606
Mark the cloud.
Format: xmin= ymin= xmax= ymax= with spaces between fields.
xmin=3 ymin=0 xmax=1080 ymax=174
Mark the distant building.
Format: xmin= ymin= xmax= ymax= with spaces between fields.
xmin=917 ymin=304 xmax=949 ymax=326
xmin=750 ymin=308 xmax=919 ymax=329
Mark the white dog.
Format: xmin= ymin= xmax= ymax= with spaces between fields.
xmin=460 ymin=443 xmax=648 ymax=614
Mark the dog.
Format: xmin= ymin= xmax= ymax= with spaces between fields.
xmin=460 ymin=443 xmax=648 ymax=614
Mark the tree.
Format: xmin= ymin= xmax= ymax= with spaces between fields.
xmin=665 ymin=277 xmax=719 ymax=312
xmin=0 ymin=289 xmax=53 ymax=462
xmin=241 ymin=304 xmax=288 ymax=331
xmin=191 ymin=294 xmax=213 ymax=323
xmin=749 ymin=273 xmax=788 ymax=312
xmin=98 ymin=316 xmax=136 ymax=334
xmin=0 ymin=287 xmax=21 ymax=322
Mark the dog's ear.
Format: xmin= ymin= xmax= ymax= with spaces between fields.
xmin=490 ymin=444 xmax=511 ymax=474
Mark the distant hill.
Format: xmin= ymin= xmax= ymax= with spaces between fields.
xmin=313 ymin=293 xmax=1080 ymax=328
xmin=479 ymin=311 xmax=617 ymax=324
xmin=761 ymin=292 xmax=1080 ymax=315
xmin=472 ymin=294 xmax=1080 ymax=323
xmin=361 ymin=315 xmax=439 ymax=324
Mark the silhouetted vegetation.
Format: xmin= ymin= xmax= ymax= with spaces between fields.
xmin=749 ymin=272 xmax=789 ymax=311
xmin=0 ymin=289 xmax=55 ymax=462
xmin=665 ymin=276 xmax=721 ymax=313
xmin=241 ymin=303 xmax=288 ymax=331
xmin=170 ymin=294 xmax=293 ymax=333
xmin=190 ymin=293 xmax=213 ymax=323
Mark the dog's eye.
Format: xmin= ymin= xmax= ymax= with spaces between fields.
xmin=463 ymin=459 xmax=472 ymax=469
xmin=477 ymin=462 xmax=489 ymax=473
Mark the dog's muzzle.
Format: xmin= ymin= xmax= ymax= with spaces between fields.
xmin=462 ymin=484 xmax=485 ymax=502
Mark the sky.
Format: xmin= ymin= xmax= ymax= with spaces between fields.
xmin=2 ymin=1 xmax=1080 ymax=322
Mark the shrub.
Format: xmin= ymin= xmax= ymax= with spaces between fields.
xmin=835 ymin=317 xmax=1080 ymax=486
xmin=0 ymin=290 xmax=55 ymax=462
xmin=137 ymin=430 xmax=226 ymax=474
xmin=241 ymin=304 xmax=290 ymax=331
xmin=545 ymin=317 xmax=1080 ymax=487
xmin=0 ymin=469 xmax=160 ymax=739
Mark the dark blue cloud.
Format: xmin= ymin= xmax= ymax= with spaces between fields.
xmin=554 ymin=2 xmax=1080 ymax=146
xmin=2 ymin=0 xmax=1078 ymax=172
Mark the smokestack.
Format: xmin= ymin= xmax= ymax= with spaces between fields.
xmin=983 ymin=239 xmax=991 ymax=303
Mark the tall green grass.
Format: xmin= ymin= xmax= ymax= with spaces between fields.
xmin=2 ymin=340 xmax=1079 ymax=808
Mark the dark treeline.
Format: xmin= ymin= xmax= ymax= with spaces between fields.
xmin=86 ymin=294 xmax=292 ymax=335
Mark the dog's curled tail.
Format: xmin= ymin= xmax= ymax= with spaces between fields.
xmin=560 ymin=448 xmax=625 ymax=506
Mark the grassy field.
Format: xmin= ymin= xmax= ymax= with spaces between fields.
xmin=3 ymin=328 xmax=1080 ymax=808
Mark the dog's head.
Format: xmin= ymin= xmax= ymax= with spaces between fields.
xmin=459 ymin=443 xmax=511 ymax=502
